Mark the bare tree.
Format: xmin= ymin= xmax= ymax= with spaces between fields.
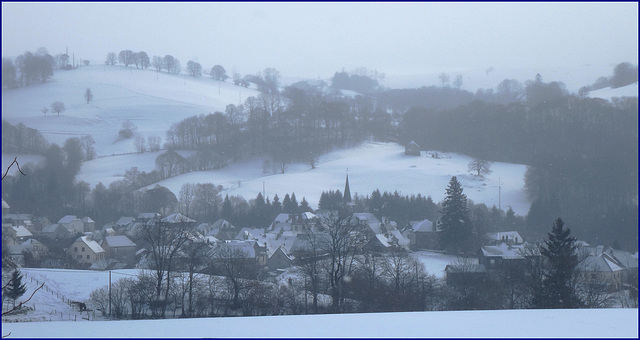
xmin=105 ymin=52 xmax=117 ymax=66
xmin=179 ymin=183 xmax=195 ymax=217
xmin=41 ymin=106 xmax=48 ymax=116
xmin=319 ymin=212 xmax=365 ymax=312
xmin=439 ymin=73 xmax=450 ymax=86
xmin=137 ymin=218 xmax=193 ymax=317
xmin=50 ymin=101 xmax=65 ymax=116
xmin=215 ymin=244 xmax=255 ymax=309
xmin=453 ymin=75 xmax=463 ymax=89
xmin=468 ymin=158 xmax=493 ymax=177
xmin=134 ymin=135 xmax=146 ymax=153
xmin=80 ymin=135 xmax=96 ymax=160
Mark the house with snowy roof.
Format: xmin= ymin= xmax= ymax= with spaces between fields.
xmin=8 ymin=225 xmax=33 ymax=242
xmin=405 ymin=141 xmax=421 ymax=156
xmin=207 ymin=219 xmax=239 ymax=240
xmin=58 ymin=215 xmax=85 ymax=233
xmin=478 ymin=242 xmax=540 ymax=278
xmin=405 ymin=218 xmax=440 ymax=250
xmin=353 ymin=213 xmax=410 ymax=252
xmin=269 ymin=212 xmax=320 ymax=233
xmin=268 ymin=245 xmax=296 ymax=271
xmin=41 ymin=223 xmax=71 ymax=239
xmin=576 ymin=247 xmax=638 ymax=291
xmin=208 ymin=239 xmax=268 ymax=266
xmin=101 ymin=235 xmax=137 ymax=265
xmin=13 ymin=238 xmax=49 ymax=261
xmin=68 ymin=236 xmax=105 ymax=265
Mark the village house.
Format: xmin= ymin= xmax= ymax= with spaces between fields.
xmin=7 ymin=225 xmax=33 ymax=243
xmin=478 ymin=242 xmax=540 ymax=278
xmin=268 ymin=245 xmax=296 ymax=272
xmin=575 ymin=245 xmax=638 ymax=291
xmin=40 ymin=223 xmax=72 ymax=240
xmin=405 ymin=218 xmax=440 ymax=250
xmin=405 ymin=140 xmax=421 ymax=156
xmin=68 ymin=236 xmax=106 ymax=265
xmin=10 ymin=238 xmax=49 ymax=262
xmin=58 ymin=215 xmax=85 ymax=234
xmin=101 ymin=235 xmax=137 ymax=266
xmin=353 ymin=213 xmax=410 ymax=252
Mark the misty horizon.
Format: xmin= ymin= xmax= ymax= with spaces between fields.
xmin=2 ymin=2 xmax=638 ymax=80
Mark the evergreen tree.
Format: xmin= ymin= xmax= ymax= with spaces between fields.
xmin=282 ymin=194 xmax=292 ymax=213
xmin=5 ymin=269 xmax=27 ymax=307
xmin=221 ymin=195 xmax=233 ymax=221
xmin=535 ymin=218 xmax=581 ymax=309
xmin=272 ymin=194 xmax=282 ymax=213
xmin=299 ymin=197 xmax=313 ymax=213
xmin=283 ymin=192 xmax=299 ymax=214
xmin=437 ymin=176 xmax=472 ymax=253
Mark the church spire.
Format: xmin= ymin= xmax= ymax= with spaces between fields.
xmin=343 ymin=172 xmax=352 ymax=204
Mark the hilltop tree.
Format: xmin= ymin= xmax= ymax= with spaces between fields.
xmin=468 ymin=158 xmax=493 ymax=177
xmin=137 ymin=51 xmax=150 ymax=69
xmin=84 ymin=88 xmax=93 ymax=104
xmin=152 ymin=56 xmax=164 ymax=72
xmin=50 ymin=101 xmax=65 ymax=116
xmin=534 ymin=218 xmax=581 ymax=309
xmin=211 ymin=65 xmax=227 ymax=81
xmin=105 ymin=52 xmax=117 ymax=66
xmin=453 ymin=74 xmax=463 ymax=89
xmin=186 ymin=60 xmax=202 ymax=77
xmin=438 ymin=176 xmax=472 ymax=253
xmin=439 ymin=73 xmax=450 ymax=86
xmin=118 ymin=50 xmax=134 ymax=67
xmin=4 ymin=269 xmax=28 ymax=307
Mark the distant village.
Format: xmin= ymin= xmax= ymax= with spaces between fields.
xmin=3 ymin=173 xmax=637 ymax=301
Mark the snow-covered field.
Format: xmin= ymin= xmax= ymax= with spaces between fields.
xmin=1 ymin=65 xmax=260 ymax=157
xmin=2 ymin=268 xmax=637 ymax=338
xmin=129 ymin=142 xmax=529 ymax=215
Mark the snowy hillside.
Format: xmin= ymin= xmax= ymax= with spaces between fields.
xmin=132 ymin=142 xmax=530 ymax=216
xmin=2 ymin=269 xmax=637 ymax=338
xmin=382 ymin=63 xmax=627 ymax=93
xmin=588 ymin=83 xmax=638 ymax=101
xmin=6 ymin=63 xmax=634 ymax=216
xmin=1 ymin=65 xmax=260 ymax=157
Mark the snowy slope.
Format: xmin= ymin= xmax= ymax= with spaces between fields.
xmin=2 ymin=269 xmax=637 ymax=338
xmin=1 ymin=65 xmax=260 ymax=157
xmin=588 ymin=83 xmax=638 ymax=101
xmin=131 ymin=142 xmax=529 ymax=216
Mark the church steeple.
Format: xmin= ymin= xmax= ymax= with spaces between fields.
xmin=343 ymin=173 xmax=352 ymax=204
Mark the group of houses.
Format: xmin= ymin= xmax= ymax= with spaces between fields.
xmin=3 ymin=172 xmax=637 ymax=292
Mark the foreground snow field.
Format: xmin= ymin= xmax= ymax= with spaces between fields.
xmin=3 ymin=308 xmax=637 ymax=338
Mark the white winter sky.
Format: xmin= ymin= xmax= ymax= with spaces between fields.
xmin=2 ymin=2 xmax=638 ymax=79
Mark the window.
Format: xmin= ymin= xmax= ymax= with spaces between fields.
xmin=74 ymin=247 xmax=78 ymax=252
xmin=82 ymin=247 xmax=85 ymax=252
xmin=87 ymin=255 xmax=90 ymax=259
xmin=77 ymin=255 xmax=81 ymax=259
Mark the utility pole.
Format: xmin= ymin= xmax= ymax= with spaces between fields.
xmin=263 ymin=181 xmax=265 ymax=198
xmin=108 ymin=270 xmax=112 ymax=317
xmin=498 ymin=177 xmax=502 ymax=211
